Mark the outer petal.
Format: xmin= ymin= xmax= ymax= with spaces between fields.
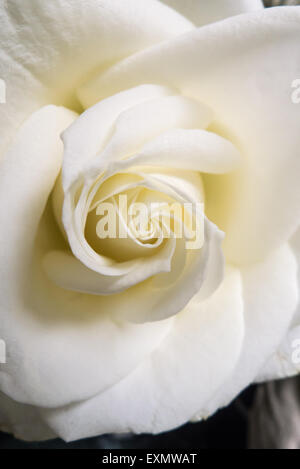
xmin=255 ymin=228 xmax=300 ymax=381
xmin=44 ymin=217 xmax=224 ymax=325
xmin=0 ymin=0 xmax=193 ymax=155
xmin=43 ymin=238 xmax=177 ymax=296
xmin=63 ymin=85 xmax=213 ymax=191
xmin=41 ymin=267 xmax=244 ymax=441
xmin=119 ymin=128 xmax=241 ymax=174
xmin=81 ymin=7 xmax=300 ymax=264
xmin=160 ymin=0 xmax=264 ymax=27
xmin=0 ymin=106 xmax=172 ymax=408
xmin=62 ymin=85 xmax=176 ymax=190
xmin=0 ymin=392 xmax=55 ymax=442
xmin=194 ymin=244 xmax=298 ymax=420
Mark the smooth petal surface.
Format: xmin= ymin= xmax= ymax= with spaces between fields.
xmin=194 ymin=244 xmax=298 ymax=420
xmin=43 ymin=239 xmax=177 ymax=295
xmin=255 ymin=324 xmax=300 ymax=382
xmin=0 ymin=104 xmax=76 ymax=301
xmin=45 ymin=217 xmax=224 ymax=325
xmin=82 ymin=7 xmax=300 ymax=263
xmin=63 ymin=86 xmax=212 ymax=191
xmin=0 ymin=0 xmax=193 ymax=155
xmin=255 ymin=228 xmax=300 ymax=381
xmin=0 ymin=106 xmax=173 ymax=408
xmin=1 ymin=0 xmax=299 ymax=444
xmin=160 ymin=0 xmax=264 ymax=27
xmin=62 ymin=85 xmax=175 ymax=191
xmin=0 ymin=392 xmax=55 ymax=442
xmin=41 ymin=267 xmax=244 ymax=440
xmin=119 ymin=128 xmax=241 ymax=174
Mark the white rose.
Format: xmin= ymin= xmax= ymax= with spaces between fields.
xmin=0 ymin=0 xmax=299 ymax=442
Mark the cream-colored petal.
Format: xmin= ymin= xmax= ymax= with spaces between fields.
xmin=41 ymin=267 xmax=244 ymax=441
xmin=160 ymin=0 xmax=264 ymax=27
xmin=81 ymin=7 xmax=300 ymax=263
xmin=116 ymin=128 xmax=241 ymax=174
xmin=0 ymin=0 xmax=193 ymax=155
xmin=62 ymin=85 xmax=175 ymax=192
xmin=0 ymin=106 xmax=173 ymax=408
xmin=0 ymin=392 xmax=55 ymax=442
xmin=194 ymin=244 xmax=298 ymax=420
xmin=63 ymin=90 xmax=212 ymax=191
xmin=255 ymin=228 xmax=300 ymax=381
xmin=103 ymin=218 xmax=224 ymax=324
xmin=43 ymin=238 xmax=176 ymax=295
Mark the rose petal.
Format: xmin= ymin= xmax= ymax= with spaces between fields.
xmin=116 ymin=128 xmax=241 ymax=174
xmin=82 ymin=7 xmax=300 ymax=263
xmin=111 ymin=219 xmax=225 ymax=324
xmin=47 ymin=167 xmax=206 ymax=297
xmin=0 ymin=106 xmax=173 ymax=407
xmin=255 ymin=228 xmax=300 ymax=381
xmin=160 ymin=0 xmax=264 ymax=26
xmin=0 ymin=0 xmax=193 ymax=155
xmin=193 ymin=244 xmax=298 ymax=420
xmin=62 ymin=85 xmax=175 ymax=191
xmin=0 ymin=392 xmax=55 ymax=442
xmin=43 ymin=239 xmax=176 ymax=295
xmin=63 ymin=89 xmax=213 ymax=191
xmin=40 ymin=267 xmax=244 ymax=440
xmin=63 ymin=172 xmax=199 ymax=278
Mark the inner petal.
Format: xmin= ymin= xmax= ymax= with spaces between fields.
xmin=85 ymin=184 xmax=181 ymax=263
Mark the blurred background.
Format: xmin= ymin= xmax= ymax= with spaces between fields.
xmin=0 ymin=0 xmax=299 ymax=450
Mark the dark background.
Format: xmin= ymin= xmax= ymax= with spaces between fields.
xmin=0 ymin=0 xmax=299 ymax=450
